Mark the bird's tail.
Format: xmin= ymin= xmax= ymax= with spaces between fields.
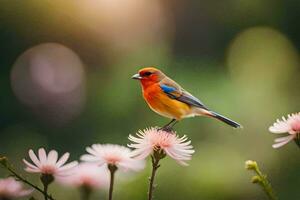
xmin=209 ymin=111 xmax=242 ymax=128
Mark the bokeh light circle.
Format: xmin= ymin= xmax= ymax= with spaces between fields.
xmin=11 ymin=43 xmax=86 ymax=124
xmin=74 ymin=0 xmax=173 ymax=51
xmin=227 ymin=26 xmax=299 ymax=86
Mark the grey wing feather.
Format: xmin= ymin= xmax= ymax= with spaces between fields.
xmin=177 ymin=90 xmax=209 ymax=110
xmin=159 ymin=77 xmax=209 ymax=110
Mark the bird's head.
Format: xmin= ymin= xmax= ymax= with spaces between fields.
xmin=132 ymin=67 xmax=165 ymax=87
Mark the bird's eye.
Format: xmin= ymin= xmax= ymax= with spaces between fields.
xmin=144 ymin=72 xmax=152 ymax=76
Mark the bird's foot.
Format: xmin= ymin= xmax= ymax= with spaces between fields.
xmin=158 ymin=126 xmax=174 ymax=133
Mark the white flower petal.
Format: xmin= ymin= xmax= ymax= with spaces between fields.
xmin=38 ymin=148 xmax=47 ymax=163
xmin=24 ymin=148 xmax=78 ymax=177
xmin=24 ymin=167 xmax=41 ymax=173
xmin=47 ymin=150 xmax=58 ymax=165
xmin=58 ymin=161 xmax=78 ymax=172
xmin=269 ymin=113 xmax=300 ymax=134
xmin=28 ymin=149 xmax=41 ymax=167
xmin=118 ymin=159 xmax=145 ymax=171
xmin=22 ymin=159 xmax=39 ymax=170
xmin=56 ymin=163 xmax=110 ymax=188
xmin=81 ymin=154 xmax=103 ymax=162
xmin=269 ymin=123 xmax=290 ymax=133
xmin=56 ymin=152 xmax=70 ymax=167
xmin=82 ymin=144 xmax=144 ymax=172
xmin=0 ymin=178 xmax=32 ymax=198
xmin=272 ymin=135 xmax=295 ymax=148
xmin=128 ymin=127 xmax=194 ymax=166
xmin=274 ymin=135 xmax=294 ymax=143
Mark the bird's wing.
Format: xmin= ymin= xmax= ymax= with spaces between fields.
xmin=159 ymin=78 xmax=209 ymax=110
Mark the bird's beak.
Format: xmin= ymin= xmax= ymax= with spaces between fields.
xmin=131 ymin=74 xmax=142 ymax=80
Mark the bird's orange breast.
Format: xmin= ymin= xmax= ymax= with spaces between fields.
xmin=142 ymin=84 xmax=191 ymax=120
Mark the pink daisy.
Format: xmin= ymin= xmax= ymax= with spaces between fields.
xmin=128 ymin=127 xmax=195 ymax=166
xmin=57 ymin=163 xmax=109 ymax=189
xmin=0 ymin=177 xmax=32 ymax=199
xmin=81 ymin=144 xmax=145 ymax=171
xmin=269 ymin=113 xmax=300 ymax=148
xmin=23 ymin=148 xmax=78 ymax=176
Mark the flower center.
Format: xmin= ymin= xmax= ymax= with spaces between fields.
xmin=291 ymin=120 xmax=300 ymax=133
xmin=158 ymin=136 xmax=172 ymax=148
xmin=105 ymin=155 xmax=121 ymax=164
xmin=41 ymin=165 xmax=56 ymax=174
xmin=81 ymin=176 xmax=97 ymax=187
xmin=159 ymin=142 xmax=171 ymax=148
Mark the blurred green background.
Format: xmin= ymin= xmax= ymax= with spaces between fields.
xmin=1 ymin=0 xmax=300 ymax=199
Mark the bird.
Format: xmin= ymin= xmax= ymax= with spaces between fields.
xmin=132 ymin=67 xmax=242 ymax=131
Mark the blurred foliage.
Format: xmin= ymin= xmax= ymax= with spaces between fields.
xmin=0 ymin=0 xmax=300 ymax=199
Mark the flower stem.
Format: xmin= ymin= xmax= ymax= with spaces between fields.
xmin=108 ymin=164 xmax=117 ymax=200
xmin=294 ymin=133 xmax=300 ymax=148
xmin=43 ymin=184 xmax=48 ymax=200
xmin=148 ymin=155 xmax=160 ymax=200
xmin=80 ymin=186 xmax=92 ymax=200
xmin=0 ymin=157 xmax=55 ymax=200
xmin=254 ymin=168 xmax=277 ymax=200
xmin=245 ymin=160 xmax=278 ymax=200
xmin=40 ymin=174 xmax=54 ymax=200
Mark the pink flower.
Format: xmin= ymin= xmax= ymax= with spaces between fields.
xmin=23 ymin=148 xmax=78 ymax=176
xmin=57 ymin=163 xmax=109 ymax=189
xmin=0 ymin=177 xmax=32 ymax=199
xmin=128 ymin=127 xmax=195 ymax=166
xmin=269 ymin=113 xmax=300 ymax=148
xmin=81 ymin=144 xmax=145 ymax=171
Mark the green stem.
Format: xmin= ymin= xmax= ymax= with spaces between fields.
xmin=43 ymin=184 xmax=48 ymax=200
xmin=80 ymin=186 xmax=92 ymax=200
xmin=294 ymin=133 xmax=300 ymax=148
xmin=40 ymin=174 xmax=54 ymax=200
xmin=254 ymin=167 xmax=278 ymax=200
xmin=148 ymin=155 xmax=160 ymax=200
xmin=108 ymin=164 xmax=117 ymax=200
xmin=0 ymin=157 xmax=54 ymax=200
xmin=246 ymin=160 xmax=277 ymax=200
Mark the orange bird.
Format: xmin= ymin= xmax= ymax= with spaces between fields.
xmin=132 ymin=67 xmax=241 ymax=131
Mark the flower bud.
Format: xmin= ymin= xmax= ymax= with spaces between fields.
xmin=0 ymin=156 xmax=8 ymax=167
xmin=251 ymin=175 xmax=261 ymax=183
xmin=245 ymin=160 xmax=257 ymax=170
